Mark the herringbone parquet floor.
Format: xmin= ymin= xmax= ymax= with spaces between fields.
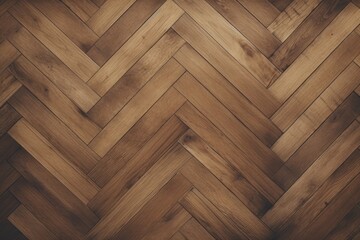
xmin=0 ymin=0 xmax=360 ymax=239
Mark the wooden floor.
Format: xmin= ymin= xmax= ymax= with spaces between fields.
xmin=0 ymin=0 xmax=360 ymax=239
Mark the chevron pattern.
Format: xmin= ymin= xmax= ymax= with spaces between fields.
xmin=1 ymin=0 xmax=360 ymax=239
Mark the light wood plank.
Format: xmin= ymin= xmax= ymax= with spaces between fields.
xmin=8 ymin=119 xmax=99 ymax=204
xmin=10 ymin=0 xmax=99 ymax=81
xmin=270 ymin=3 xmax=360 ymax=102
xmin=87 ymin=0 xmax=184 ymax=96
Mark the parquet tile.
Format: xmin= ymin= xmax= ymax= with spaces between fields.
xmin=0 ymin=0 xmax=359 ymax=239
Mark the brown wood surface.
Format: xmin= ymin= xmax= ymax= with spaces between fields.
xmin=0 ymin=0 xmax=359 ymax=239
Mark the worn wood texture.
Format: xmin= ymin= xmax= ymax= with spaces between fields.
xmin=0 ymin=0 xmax=359 ymax=239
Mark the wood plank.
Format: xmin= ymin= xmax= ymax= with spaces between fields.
xmin=0 ymin=0 xmax=18 ymax=16
xmin=175 ymin=72 xmax=283 ymax=176
xmin=176 ymin=102 xmax=284 ymax=203
xmin=299 ymin=173 xmax=360 ymax=240
xmin=274 ymin=93 xmax=360 ymax=189
xmin=0 ymin=103 xmax=20 ymax=136
xmin=0 ymin=40 xmax=19 ymax=73
xmin=324 ymin=205 xmax=360 ymax=240
xmin=89 ymin=115 xmax=188 ymax=215
xmin=8 ymin=119 xmax=99 ymax=204
xmin=172 ymin=14 xmax=280 ymax=116
xmin=141 ymin=205 xmax=191 ymax=240
xmin=0 ymin=134 xmax=20 ymax=163
xmin=272 ymin=63 xmax=360 ymax=162
xmin=88 ymin=91 xmax=186 ymax=187
xmin=88 ymin=30 xmax=185 ymax=127
xmin=205 ymin=0 xmax=281 ymax=57
xmin=180 ymin=159 xmax=272 ymax=239
xmin=114 ymin=174 xmax=192 ymax=240
xmin=87 ymin=0 xmax=183 ymax=96
xmin=89 ymin=69 xmax=184 ymax=157
xmin=269 ymin=0 xmax=294 ymax=11
xmin=179 ymin=129 xmax=271 ymax=216
xmin=0 ymin=219 xmax=27 ymax=240
xmin=236 ymin=0 xmax=280 ymax=27
xmin=8 ymin=27 xmax=99 ymax=112
xmin=180 ymin=189 xmax=248 ymax=240
xmin=9 ymin=57 xmax=101 ymax=144
xmin=175 ymin=0 xmax=280 ymax=86
xmin=30 ymin=0 xmax=98 ymax=52
xmin=270 ymin=0 xmax=351 ymax=71
xmin=0 ymin=69 xmax=21 ymax=107
xmin=276 ymin=149 xmax=360 ymax=239
xmin=174 ymin=44 xmax=282 ymax=147
xmin=268 ymin=0 xmax=322 ymax=42
xmin=61 ymin=0 xmax=98 ymax=22
xmin=87 ymin=0 xmax=136 ymax=35
xmin=87 ymin=0 xmax=165 ymax=65
xmin=9 ymin=150 xmax=99 ymax=232
xmin=0 ymin=12 xmax=21 ymax=43
xmin=269 ymin=3 xmax=360 ymax=102
xmin=272 ymin=32 xmax=360 ymax=131
xmin=0 ymin=190 xmax=20 ymax=221
xmin=180 ymin=218 xmax=215 ymax=240
xmin=9 ymin=0 xmax=99 ymax=81
xmin=262 ymin=121 xmax=360 ymax=230
xmin=10 ymin=178 xmax=84 ymax=240
xmin=0 ymin=160 xmax=20 ymax=195
xmin=87 ymin=144 xmax=191 ymax=240
xmin=9 ymin=87 xmax=99 ymax=173
xmin=9 ymin=205 xmax=58 ymax=240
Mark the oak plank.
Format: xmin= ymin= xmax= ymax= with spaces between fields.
xmin=270 ymin=3 xmax=360 ymax=102
xmin=10 ymin=178 xmax=84 ymax=240
xmin=0 ymin=160 xmax=20 ymax=195
xmin=176 ymin=102 xmax=284 ymax=203
xmin=0 ymin=103 xmax=20 ymax=136
xmin=274 ymin=93 xmax=360 ymax=190
xmin=175 ymin=0 xmax=280 ymax=86
xmin=180 ymin=159 xmax=272 ymax=240
xmin=236 ymin=0 xmax=280 ymax=27
xmin=205 ymin=0 xmax=281 ymax=57
xmin=8 ymin=119 xmax=99 ymax=204
xmin=8 ymin=27 xmax=99 ymax=112
xmin=30 ymin=0 xmax=98 ymax=52
xmin=180 ymin=189 xmax=248 ymax=240
xmin=175 ymin=73 xmax=282 ymax=176
xmin=299 ymin=173 xmax=360 ymax=240
xmin=87 ymin=144 xmax=191 ymax=240
xmin=87 ymin=0 xmax=136 ymax=35
xmin=0 ymin=40 xmax=19 ymax=73
xmin=88 ymin=90 xmax=186 ymax=187
xmin=89 ymin=115 xmax=188 ymax=215
xmin=272 ymin=32 xmax=360 ymax=131
xmin=174 ymin=44 xmax=282 ymax=146
xmin=0 ymin=190 xmax=20 ymax=221
xmin=180 ymin=218 xmax=215 ymax=240
xmin=9 ymin=87 xmax=99 ymax=173
xmin=172 ymin=14 xmax=280 ymax=116
xmin=9 ymin=0 xmax=99 ymax=81
xmin=272 ymin=63 xmax=360 ymax=162
xmin=269 ymin=0 xmax=293 ymax=11
xmin=61 ymin=0 xmax=98 ymax=22
xmin=9 ymin=57 xmax=100 ymax=144
xmin=0 ymin=12 xmax=21 ymax=43
xmin=89 ymin=66 xmax=184 ymax=157
xmin=87 ymin=0 xmax=165 ymax=65
xmin=141 ymin=205 xmax=191 ymax=240
xmin=9 ymin=150 xmax=99 ymax=233
xmin=276 ymin=149 xmax=360 ymax=239
xmin=0 ymin=134 xmax=20 ymax=163
xmin=114 ymin=174 xmax=192 ymax=240
xmin=268 ymin=0 xmax=322 ymax=42
xmin=270 ymin=0 xmax=351 ymax=71
xmin=9 ymin=205 xmax=59 ymax=240
xmin=0 ymin=69 xmax=21 ymax=107
xmin=88 ymin=30 xmax=185 ymax=127
xmin=87 ymin=0 xmax=183 ymax=96
xmin=262 ymin=121 xmax=360 ymax=230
